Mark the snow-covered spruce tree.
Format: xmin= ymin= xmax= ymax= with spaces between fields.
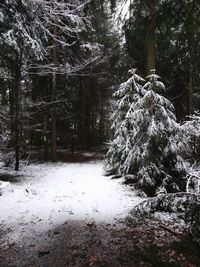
xmin=122 ymin=70 xmax=186 ymax=196
xmin=180 ymin=113 xmax=200 ymax=194
xmin=182 ymin=113 xmax=200 ymax=160
xmin=105 ymin=69 xmax=145 ymax=175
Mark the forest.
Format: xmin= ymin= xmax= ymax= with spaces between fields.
xmin=0 ymin=0 xmax=200 ymax=266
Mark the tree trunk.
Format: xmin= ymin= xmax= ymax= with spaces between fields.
xmin=187 ymin=0 xmax=195 ymax=115
xmin=14 ymin=61 xmax=21 ymax=171
xmin=51 ymin=14 xmax=58 ymax=162
xmin=145 ymin=0 xmax=156 ymax=75
xmin=51 ymin=71 xmax=57 ymax=161
xmin=8 ymin=83 xmax=15 ymax=147
xmin=188 ymin=62 xmax=193 ymax=115
xmin=43 ymin=113 xmax=49 ymax=160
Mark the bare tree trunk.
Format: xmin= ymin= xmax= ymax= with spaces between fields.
xmin=14 ymin=56 xmax=21 ymax=171
xmin=188 ymin=61 xmax=193 ymax=115
xmin=51 ymin=71 xmax=57 ymax=161
xmin=187 ymin=0 xmax=195 ymax=115
xmin=8 ymin=84 xmax=15 ymax=147
xmin=51 ymin=14 xmax=58 ymax=162
xmin=43 ymin=113 xmax=49 ymax=160
xmin=145 ymin=0 xmax=156 ymax=75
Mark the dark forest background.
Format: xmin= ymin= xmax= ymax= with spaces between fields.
xmin=0 ymin=0 xmax=199 ymax=170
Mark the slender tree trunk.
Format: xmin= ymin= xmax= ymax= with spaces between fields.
xmin=51 ymin=71 xmax=57 ymax=161
xmin=188 ymin=61 xmax=193 ymax=115
xmin=15 ymin=61 xmax=21 ymax=171
xmin=43 ymin=114 xmax=49 ymax=160
xmin=187 ymin=0 xmax=195 ymax=115
xmin=8 ymin=84 xmax=15 ymax=147
xmin=51 ymin=14 xmax=58 ymax=162
xmin=145 ymin=0 xmax=156 ymax=75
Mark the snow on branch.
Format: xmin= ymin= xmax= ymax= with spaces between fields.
xmin=0 ymin=0 xmax=92 ymax=60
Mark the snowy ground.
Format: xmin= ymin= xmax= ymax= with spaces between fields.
xmin=0 ymin=161 xmax=141 ymax=246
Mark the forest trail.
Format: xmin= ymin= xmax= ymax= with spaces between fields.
xmin=0 ymin=160 xmax=141 ymax=246
xmin=0 ymin=161 xmax=199 ymax=266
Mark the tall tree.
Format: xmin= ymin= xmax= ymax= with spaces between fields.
xmin=0 ymin=0 xmax=44 ymax=170
xmin=145 ymin=0 xmax=156 ymax=75
xmin=0 ymin=0 xmax=98 ymax=167
xmin=106 ymin=70 xmax=187 ymax=196
xmin=105 ymin=69 xmax=145 ymax=175
xmin=51 ymin=1 xmax=59 ymax=161
xmin=123 ymin=0 xmax=200 ymax=119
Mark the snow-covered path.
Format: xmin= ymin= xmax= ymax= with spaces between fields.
xmin=0 ymin=161 xmax=141 ymax=244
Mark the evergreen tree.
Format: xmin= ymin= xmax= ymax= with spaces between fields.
xmin=123 ymin=0 xmax=200 ymax=119
xmin=0 ymin=0 xmax=102 ymax=165
xmin=125 ymin=71 xmax=186 ymax=196
xmin=105 ymin=69 xmax=145 ymax=174
xmin=106 ymin=70 xmax=187 ymax=196
xmin=182 ymin=113 xmax=200 ymax=162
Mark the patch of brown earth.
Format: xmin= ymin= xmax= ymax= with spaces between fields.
xmin=0 ymin=217 xmax=199 ymax=267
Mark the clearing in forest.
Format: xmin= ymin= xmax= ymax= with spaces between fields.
xmin=0 ymin=160 xmax=141 ymax=245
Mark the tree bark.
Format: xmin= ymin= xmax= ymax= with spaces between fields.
xmin=43 ymin=113 xmax=49 ymax=160
xmin=51 ymin=71 xmax=57 ymax=161
xmin=8 ymin=83 xmax=15 ymax=147
xmin=145 ymin=0 xmax=156 ymax=75
xmin=51 ymin=10 xmax=58 ymax=162
xmin=187 ymin=0 xmax=195 ymax=115
xmin=188 ymin=61 xmax=193 ymax=115
xmin=14 ymin=56 xmax=21 ymax=171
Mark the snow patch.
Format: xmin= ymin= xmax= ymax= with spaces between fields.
xmin=0 ymin=181 xmax=10 ymax=194
xmin=0 ymin=161 xmax=141 ymax=244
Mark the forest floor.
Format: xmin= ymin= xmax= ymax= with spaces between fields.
xmin=0 ymin=155 xmax=200 ymax=267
